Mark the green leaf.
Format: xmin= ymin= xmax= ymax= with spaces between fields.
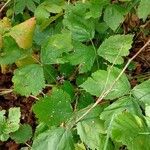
xmin=33 ymin=88 xmax=73 ymax=126
xmin=12 ymin=64 xmax=45 ymax=96
xmin=98 ymin=35 xmax=133 ymax=64
xmin=138 ymin=0 xmax=150 ymax=20
xmin=104 ymin=4 xmax=127 ymax=31
xmin=80 ymin=67 xmax=130 ymax=99
xmin=41 ymin=31 xmax=73 ymax=64
xmin=77 ymin=118 xmax=106 ymax=150
xmin=77 ymin=92 xmax=94 ymax=110
xmin=32 ymin=127 xmax=74 ymax=150
xmin=132 ymin=79 xmax=150 ymax=105
xmin=100 ymin=96 xmax=142 ymax=123
xmin=111 ymin=112 xmax=150 ymax=150
xmin=66 ymin=42 xmax=95 ymax=73
xmin=85 ymin=0 xmax=108 ymax=19
xmin=63 ymin=2 xmax=95 ymax=42
xmin=76 ymin=104 xmax=114 ymax=150
xmin=10 ymin=124 xmax=32 ymax=143
xmin=5 ymin=108 xmax=21 ymax=133
xmin=15 ymin=0 xmax=39 ymax=14
xmin=0 ymin=108 xmax=21 ymax=141
xmin=35 ymin=1 xmax=64 ymax=28
xmin=0 ymin=36 xmax=23 ymax=65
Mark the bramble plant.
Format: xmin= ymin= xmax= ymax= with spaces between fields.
xmin=0 ymin=0 xmax=150 ymax=149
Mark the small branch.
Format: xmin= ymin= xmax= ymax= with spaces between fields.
xmin=75 ymin=38 xmax=150 ymax=124
xmin=0 ymin=0 xmax=11 ymax=13
xmin=0 ymin=89 xmax=13 ymax=95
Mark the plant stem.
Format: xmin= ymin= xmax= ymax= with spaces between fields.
xmin=75 ymin=38 xmax=150 ymax=124
xmin=0 ymin=0 xmax=11 ymax=13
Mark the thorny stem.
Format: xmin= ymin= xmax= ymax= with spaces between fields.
xmin=75 ymin=38 xmax=150 ymax=124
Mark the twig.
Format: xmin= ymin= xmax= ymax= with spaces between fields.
xmin=0 ymin=0 xmax=11 ymax=13
xmin=75 ymin=38 xmax=150 ymax=124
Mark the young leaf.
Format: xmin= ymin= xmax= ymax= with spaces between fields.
xmin=65 ymin=42 xmax=95 ymax=73
xmin=5 ymin=108 xmax=21 ymax=133
xmin=100 ymin=96 xmax=142 ymax=123
xmin=0 ymin=36 xmax=23 ymax=65
xmin=111 ymin=112 xmax=150 ymax=150
xmin=104 ymin=4 xmax=127 ymax=31
xmin=33 ymin=88 xmax=73 ymax=126
xmin=41 ymin=32 xmax=73 ymax=64
xmin=0 ymin=108 xmax=21 ymax=141
xmin=32 ymin=127 xmax=74 ymax=150
xmin=138 ymin=0 xmax=150 ymax=21
xmin=10 ymin=124 xmax=32 ymax=143
xmin=63 ymin=2 xmax=95 ymax=42
xmin=98 ymin=35 xmax=133 ymax=64
xmin=132 ymin=79 xmax=150 ymax=105
xmin=80 ymin=67 xmax=130 ymax=99
xmin=12 ymin=64 xmax=45 ymax=96
xmin=9 ymin=17 xmax=36 ymax=49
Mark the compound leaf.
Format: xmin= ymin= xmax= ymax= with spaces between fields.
xmin=80 ymin=67 xmax=130 ymax=99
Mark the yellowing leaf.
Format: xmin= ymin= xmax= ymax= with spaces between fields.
xmin=9 ymin=17 xmax=36 ymax=49
xmin=0 ymin=17 xmax=11 ymax=35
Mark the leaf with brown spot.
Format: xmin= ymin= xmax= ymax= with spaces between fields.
xmin=9 ymin=17 xmax=36 ymax=49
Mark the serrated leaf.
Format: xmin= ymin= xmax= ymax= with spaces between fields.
xmin=138 ymin=0 xmax=150 ymax=20
xmin=5 ymin=108 xmax=21 ymax=133
xmin=33 ymin=88 xmax=73 ymax=126
xmin=12 ymin=64 xmax=45 ymax=96
xmin=100 ymin=96 xmax=142 ymax=123
xmin=66 ymin=42 xmax=95 ymax=73
xmin=14 ymin=0 xmax=39 ymax=14
xmin=0 ymin=108 xmax=21 ymax=141
xmin=98 ymin=34 xmax=133 ymax=64
xmin=111 ymin=112 xmax=150 ymax=150
xmin=32 ymin=127 xmax=74 ymax=150
xmin=85 ymin=0 xmax=108 ymax=19
xmin=63 ymin=2 xmax=95 ymax=42
xmin=41 ymin=31 xmax=73 ymax=64
xmin=0 ymin=17 xmax=11 ymax=35
xmin=10 ymin=124 xmax=32 ymax=143
xmin=77 ymin=118 xmax=106 ymax=150
xmin=132 ymin=79 xmax=150 ymax=105
xmin=0 ymin=36 xmax=23 ymax=65
xmin=80 ymin=67 xmax=130 ymax=99
xmin=104 ymin=4 xmax=127 ymax=31
xmin=9 ymin=17 xmax=36 ymax=49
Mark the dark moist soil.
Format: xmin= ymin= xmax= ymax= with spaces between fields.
xmin=0 ymin=72 xmax=37 ymax=150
